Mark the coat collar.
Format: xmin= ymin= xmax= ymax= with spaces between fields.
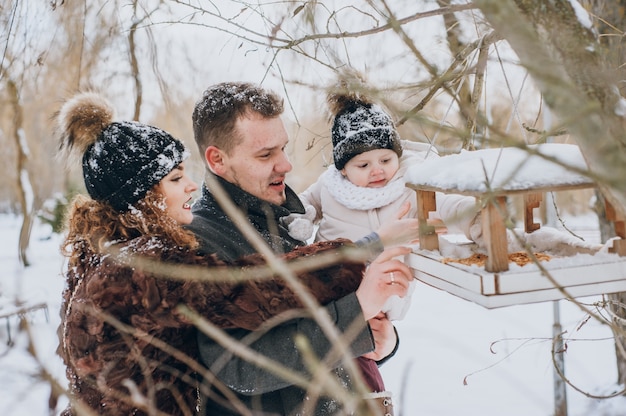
xmin=203 ymin=171 xmax=305 ymax=219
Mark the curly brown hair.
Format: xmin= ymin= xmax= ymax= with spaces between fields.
xmin=62 ymin=190 xmax=198 ymax=266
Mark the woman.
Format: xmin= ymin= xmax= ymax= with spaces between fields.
xmin=56 ymin=92 xmax=369 ymax=415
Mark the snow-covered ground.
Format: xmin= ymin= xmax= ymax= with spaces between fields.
xmin=0 ymin=213 xmax=625 ymax=415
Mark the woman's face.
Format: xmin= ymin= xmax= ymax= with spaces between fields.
xmin=156 ymin=162 xmax=198 ymax=224
xmin=340 ymin=149 xmax=400 ymax=188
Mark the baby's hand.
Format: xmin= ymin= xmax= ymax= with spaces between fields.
xmin=376 ymin=202 xmax=420 ymax=247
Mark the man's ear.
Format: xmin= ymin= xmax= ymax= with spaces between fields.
xmin=205 ymin=146 xmax=226 ymax=175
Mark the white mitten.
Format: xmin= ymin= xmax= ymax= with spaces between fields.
xmin=283 ymin=205 xmax=316 ymax=242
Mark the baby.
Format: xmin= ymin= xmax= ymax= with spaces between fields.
xmin=288 ymin=82 xmax=481 ymax=318
xmin=282 ymin=78 xmax=482 ymax=399
xmin=289 ymin=82 xmax=478 ymax=255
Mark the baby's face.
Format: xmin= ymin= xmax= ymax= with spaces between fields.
xmin=340 ymin=149 xmax=400 ymax=188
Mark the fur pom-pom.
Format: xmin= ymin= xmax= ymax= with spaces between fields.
xmin=326 ymin=69 xmax=374 ymax=117
xmin=57 ymin=92 xmax=114 ymax=155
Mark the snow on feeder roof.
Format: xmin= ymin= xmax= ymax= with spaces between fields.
xmin=405 ymin=143 xmax=593 ymax=195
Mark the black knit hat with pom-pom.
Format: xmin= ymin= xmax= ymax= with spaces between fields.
xmin=57 ymin=92 xmax=188 ymax=212
xmin=328 ymin=73 xmax=402 ymax=170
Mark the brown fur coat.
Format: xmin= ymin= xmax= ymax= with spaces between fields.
xmin=58 ymin=236 xmax=364 ymax=415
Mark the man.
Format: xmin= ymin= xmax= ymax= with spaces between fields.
xmin=187 ymin=81 xmax=412 ymax=415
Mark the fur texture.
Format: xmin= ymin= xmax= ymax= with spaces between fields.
xmin=58 ymin=92 xmax=114 ymax=154
xmin=326 ymin=69 xmax=372 ymax=118
xmin=59 ymin=236 xmax=364 ymax=415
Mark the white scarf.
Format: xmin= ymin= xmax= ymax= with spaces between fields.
xmin=322 ymin=165 xmax=406 ymax=211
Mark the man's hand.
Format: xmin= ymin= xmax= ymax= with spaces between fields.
xmin=362 ymin=312 xmax=396 ymax=361
xmin=356 ymin=246 xmax=412 ymax=320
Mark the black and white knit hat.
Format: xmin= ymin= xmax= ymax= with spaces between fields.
xmin=58 ymin=92 xmax=188 ymax=212
xmin=328 ymin=82 xmax=402 ymax=170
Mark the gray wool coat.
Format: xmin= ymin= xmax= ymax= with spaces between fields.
xmin=187 ymin=173 xmax=385 ymax=415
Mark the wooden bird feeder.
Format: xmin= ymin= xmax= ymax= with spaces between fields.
xmin=405 ymin=143 xmax=626 ymax=308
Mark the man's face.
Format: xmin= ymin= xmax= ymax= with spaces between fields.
xmin=218 ymin=113 xmax=292 ymax=205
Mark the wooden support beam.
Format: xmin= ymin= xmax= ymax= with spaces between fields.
xmin=524 ymin=192 xmax=542 ymax=233
xmin=482 ymin=196 xmax=509 ymax=272
xmin=605 ymin=199 xmax=626 ymax=256
xmin=417 ymin=190 xmax=439 ymax=251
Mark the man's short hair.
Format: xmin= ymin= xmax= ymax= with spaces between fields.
xmin=192 ymin=82 xmax=284 ymax=155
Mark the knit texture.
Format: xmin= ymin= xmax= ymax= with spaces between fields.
xmin=323 ymin=165 xmax=407 ymax=210
xmin=331 ymin=102 xmax=402 ymax=170
xmin=82 ymin=121 xmax=188 ymax=211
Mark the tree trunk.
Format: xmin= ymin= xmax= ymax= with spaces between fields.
xmin=8 ymin=79 xmax=33 ymax=267
xmin=475 ymin=0 xmax=626 ymax=214
xmin=585 ymin=0 xmax=626 ymax=387
xmin=475 ymin=0 xmax=626 ymax=389
xmin=129 ymin=2 xmax=143 ymax=122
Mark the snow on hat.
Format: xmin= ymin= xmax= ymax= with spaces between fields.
xmin=328 ymin=79 xmax=402 ymax=171
xmin=58 ymin=92 xmax=188 ymax=212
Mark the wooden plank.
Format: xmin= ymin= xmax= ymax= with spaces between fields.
xmin=416 ymin=190 xmax=438 ymax=251
xmin=414 ymin=269 xmax=626 ymax=309
xmin=407 ymin=252 xmax=485 ymax=293
xmin=415 ymin=271 xmax=499 ymax=307
xmin=524 ymin=192 xmax=542 ymax=233
xmin=482 ymin=196 xmax=509 ymax=272
xmin=605 ymin=199 xmax=626 ymax=256
xmin=610 ymin=240 xmax=626 ymax=257
xmin=605 ymin=199 xmax=625 ymax=237
xmin=408 ymin=250 xmax=626 ymax=295
xmin=495 ymin=259 xmax=626 ymax=294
